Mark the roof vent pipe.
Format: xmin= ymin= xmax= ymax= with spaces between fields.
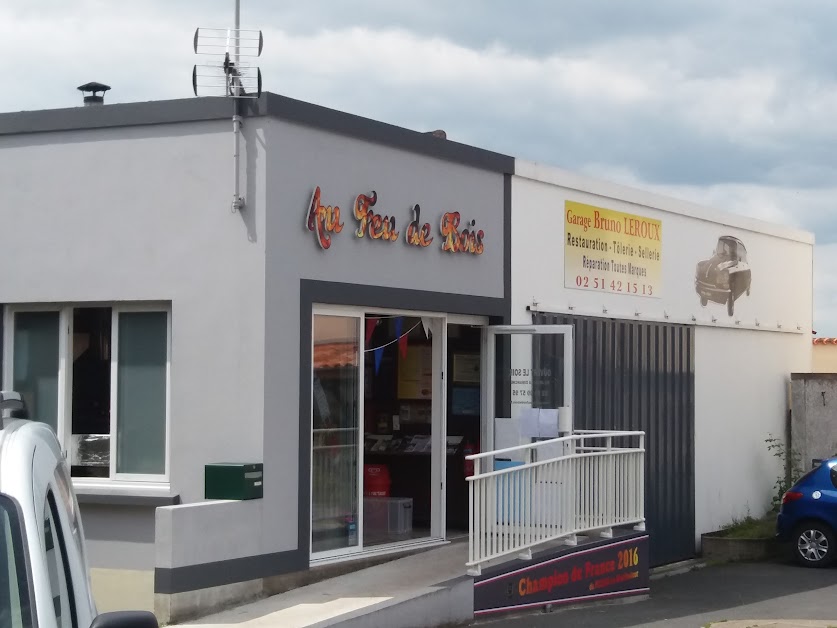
xmin=77 ymin=82 xmax=111 ymax=106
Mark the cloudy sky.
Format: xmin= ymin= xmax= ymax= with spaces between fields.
xmin=3 ymin=1 xmax=836 ymax=332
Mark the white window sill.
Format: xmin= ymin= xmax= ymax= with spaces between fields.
xmin=72 ymin=479 xmax=179 ymax=506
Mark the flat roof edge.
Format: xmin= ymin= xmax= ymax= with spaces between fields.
xmin=515 ymin=159 xmax=815 ymax=245
xmin=0 ymin=96 xmax=238 ymax=136
xmin=0 ymin=92 xmax=515 ymax=175
xmin=263 ymin=93 xmax=515 ymax=174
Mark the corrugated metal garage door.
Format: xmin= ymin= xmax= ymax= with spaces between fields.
xmin=533 ymin=312 xmax=696 ymax=567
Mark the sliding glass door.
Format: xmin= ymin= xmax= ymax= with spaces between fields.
xmin=311 ymin=313 xmax=363 ymax=557
xmin=311 ymin=307 xmax=452 ymax=561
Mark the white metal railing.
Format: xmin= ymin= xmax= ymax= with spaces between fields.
xmin=466 ymin=430 xmax=645 ymax=575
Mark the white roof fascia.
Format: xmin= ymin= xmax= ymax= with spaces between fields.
xmin=515 ymin=159 xmax=815 ymax=246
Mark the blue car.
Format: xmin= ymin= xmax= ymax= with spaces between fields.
xmin=776 ymin=458 xmax=837 ymax=567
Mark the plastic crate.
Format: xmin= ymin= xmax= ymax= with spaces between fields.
xmin=364 ymin=497 xmax=413 ymax=536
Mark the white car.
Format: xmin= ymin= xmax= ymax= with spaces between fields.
xmin=0 ymin=391 xmax=158 ymax=628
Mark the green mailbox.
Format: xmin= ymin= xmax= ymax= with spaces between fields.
xmin=205 ymin=463 xmax=263 ymax=500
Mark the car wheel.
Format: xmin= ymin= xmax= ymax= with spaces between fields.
xmin=793 ymin=522 xmax=835 ymax=568
xmin=700 ymin=297 xmax=708 ymax=307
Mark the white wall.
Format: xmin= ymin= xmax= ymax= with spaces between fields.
xmin=511 ymin=160 xmax=814 ymax=545
xmin=511 ymin=163 xmax=813 ymax=330
xmin=695 ymin=327 xmax=809 ymax=534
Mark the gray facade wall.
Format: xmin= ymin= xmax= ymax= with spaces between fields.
xmin=791 ymin=374 xmax=837 ymax=471
xmin=0 ymin=119 xmax=268 ymax=569
xmin=263 ymin=116 xmax=509 ymax=558
xmin=0 ymin=94 xmax=513 ymax=606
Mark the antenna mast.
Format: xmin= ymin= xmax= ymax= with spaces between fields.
xmin=232 ymin=0 xmax=242 ymax=212
xmin=192 ymin=1 xmax=263 ymax=213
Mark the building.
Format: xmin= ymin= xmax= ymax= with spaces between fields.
xmin=0 ymin=91 xmax=813 ymax=621
xmin=812 ymin=337 xmax=837 ymax=372
xmin=509 ymin=162 xmax=812 ymax=564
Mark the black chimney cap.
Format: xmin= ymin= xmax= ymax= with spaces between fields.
xmin=77 ymin=82 xmax=111 ymax=94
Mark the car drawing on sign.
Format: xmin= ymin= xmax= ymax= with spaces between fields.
xmin=0 ymin=391 xmax=158 ymax=628
xmin=776 ymin=457 xmax=837 ymax=568
xmin=695 ymin=236 xmax=752 ymax=317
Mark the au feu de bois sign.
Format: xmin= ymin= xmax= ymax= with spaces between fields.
xmin=305 ymin=186 xmax=485 ymax=256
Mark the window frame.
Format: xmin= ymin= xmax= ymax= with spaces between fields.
xmin=109 ymin=304 xmax=172 ymax=482
xmin=2 ymin=305 xmax=69 ymax=443
xmin=3 ymin=303 xmax=172 ymax=484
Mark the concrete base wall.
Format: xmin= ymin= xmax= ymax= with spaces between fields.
xmin=90 ymin=568 xmax=154 ymax=614
xmin=791 ymin=374 xmax=837 ymax=470
xmin=155 ymin=579 xmax=265 ymax=626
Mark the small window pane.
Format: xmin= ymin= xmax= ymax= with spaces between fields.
xmin=13 ymin=312 xmax=60 ymax=432
xmin=116 ymin=312 xmax=167 ymax=475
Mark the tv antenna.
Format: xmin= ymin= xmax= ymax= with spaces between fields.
xmin=193 ymin=0 xmax=263 ymax=212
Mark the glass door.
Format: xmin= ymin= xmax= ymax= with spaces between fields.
xmin=310 ymin=308 xmax=449 ymax=560
xmin=311 ymin=312 xmax=363 ymax=558
xmin=481 ymin=325 xmax=575 ymax=456
xmin=361 ymin=312 xmax=444 ymax=547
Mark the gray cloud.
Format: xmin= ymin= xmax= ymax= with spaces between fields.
xmin=3 ymin=0 xmax=836 ymax=330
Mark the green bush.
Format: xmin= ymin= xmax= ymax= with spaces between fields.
xmin=765 ymin=433 xmax=805 ymax=514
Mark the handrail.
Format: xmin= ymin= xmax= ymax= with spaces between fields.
xmin=465 ymin=434 xmax=574 ymax=460
xmin=465 ymin=447 xmax=644 ymax=482
xmin=573 ymin=429 xmax=645 ymax=435
xmin=465 ymin=430 xmax=645 ymax=461
xmin=466 ymin=429 xmax=646 ymax=576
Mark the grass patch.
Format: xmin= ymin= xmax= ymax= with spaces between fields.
xmin=720 ymin=514 xmax=775 ymax=539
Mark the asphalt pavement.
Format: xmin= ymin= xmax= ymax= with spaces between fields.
xmin=473 ymin=559 xmax=837 ymax=628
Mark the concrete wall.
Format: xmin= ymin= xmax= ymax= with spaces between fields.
xmin=791 ymin=374 xmax=837 ymax=474
xmin=263 ymin=117 xmax=508 ymax=555
xmin=695 ymin=328 xmax=810 ymax=535
xmin=0 ymin=120 xmax=268 ymax=574
xmin=155 ymin=500 xmax=266 ymax=622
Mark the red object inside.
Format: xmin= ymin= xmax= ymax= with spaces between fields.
xmin=364 ymin=464 xmax=391 ymax=497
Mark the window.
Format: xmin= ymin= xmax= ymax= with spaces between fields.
xmin=115 ymin=311 xmax=168 ymax=475
xmin=12 ymin=312 xmax=60 ymax=432
xmin=43 ymin=492 xmax=76 ymax=628
xmin=0 ymin=495 xmax=33 ymax=628
xmin=3 ymin=304 xmax=171 ymax=481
